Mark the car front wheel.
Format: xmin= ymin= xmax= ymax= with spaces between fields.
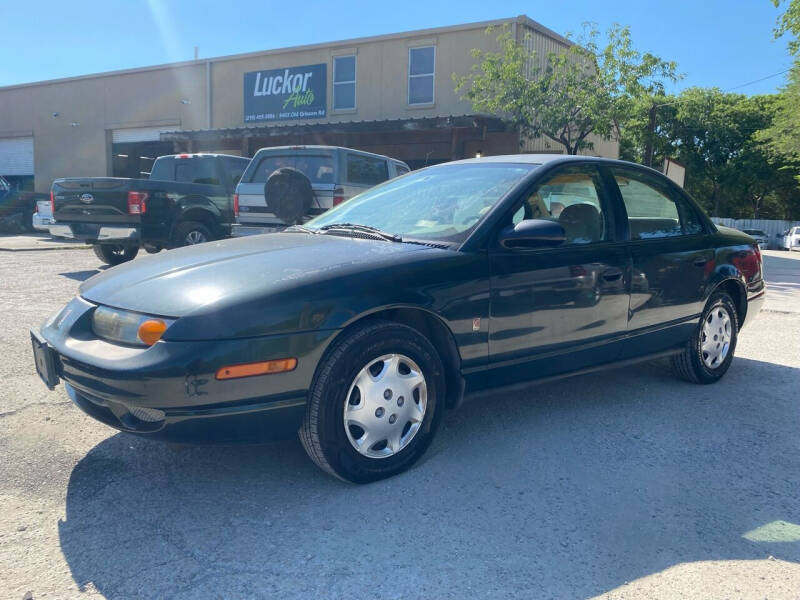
xmin=299 ymin=320 xmax=445 ymax=483
xmin=670 ymin=291 xmax=739 ymax=384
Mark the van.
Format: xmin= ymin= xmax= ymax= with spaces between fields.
xmin=234 ymin=145 xmax=409 ymax=233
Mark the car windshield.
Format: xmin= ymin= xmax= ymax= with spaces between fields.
xmin=306 ymin=162 xmax=537 ymax=243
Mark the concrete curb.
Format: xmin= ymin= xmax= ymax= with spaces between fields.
xmin=0 ymin=235 xmax=92 ymax=252
xmin=0 ymin=245 xmax=92 ymax=252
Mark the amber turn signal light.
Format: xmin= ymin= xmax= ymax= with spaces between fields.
xmin=215 ymin=358 xmax=297 ymax=380
xmin=137 ymin=319 xmax=168 ymax=345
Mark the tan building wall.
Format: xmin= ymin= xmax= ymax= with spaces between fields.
xmin=0 ymin=15 xmax=618 ymax=192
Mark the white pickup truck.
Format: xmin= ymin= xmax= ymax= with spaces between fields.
xmin=233 ymin=145 xmax=409 ymax=235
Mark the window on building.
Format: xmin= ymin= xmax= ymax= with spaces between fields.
xmin=408 ymin=46 xmax=435 ymax=105
xmin=333 ymin=55 xmax=356 ymax=111
xmin=346 ymin=153 xmax=388 ymax=185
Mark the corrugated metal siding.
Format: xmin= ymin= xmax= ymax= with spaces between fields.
xmin=519 ymin=26 xmax=568 ymax=154
xmin=712 ymin=217 xmax=800 ymax=250
xmin=0 ymin=136 xmax=34 ymax=175
xmin=520 ymin=25 xmax=569 ymax=80
xmin=111 ymin=127 xmax=171 ymax=143
xmin=517 ymin=26 xmax=620 ymax=157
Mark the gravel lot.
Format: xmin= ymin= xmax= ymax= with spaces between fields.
xmin=1 ymin=243 xmax=798 ymax=599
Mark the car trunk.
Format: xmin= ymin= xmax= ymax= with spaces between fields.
xmin=52 ymin=178 xmax=140 ymax=225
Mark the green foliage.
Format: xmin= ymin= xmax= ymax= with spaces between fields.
xmin=454 ymin=24 xmax=679 ymax=155
xmin=627 ymin=88 xmax=800 ymax=219
xmin=757 ymin=65 xmax=800 ymax=165
xmin=774 ymin=0 xmax=800 ymax=55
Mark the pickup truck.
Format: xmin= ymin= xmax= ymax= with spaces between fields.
xmin=0 ymin=176 xmax=48 ymax=233
xmin=49 ymin=153 xmax=250 ymax=265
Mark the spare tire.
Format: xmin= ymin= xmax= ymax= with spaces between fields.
xmin=264 ymin=167 xmax=313 ymax=225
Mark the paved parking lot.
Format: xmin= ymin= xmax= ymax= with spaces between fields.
xmin=1 ymin=243 xmax=798 ymax=599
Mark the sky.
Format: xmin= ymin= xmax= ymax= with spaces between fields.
xmin=0 ymin=0 xmax=793 ymax=94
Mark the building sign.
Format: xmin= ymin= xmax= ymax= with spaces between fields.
xmin=243 ymin=64 xmax=327 ymax=123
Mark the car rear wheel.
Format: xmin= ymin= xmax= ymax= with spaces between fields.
xmin=93 ymin=244 xmax=139 ymax=266
xmin=670 ymin=291 xmax=739 ymax=384
xmin=172 ymin=221 xmax=212 ymax=248
xmin=299 ymin=320 xmax=445 ymax=483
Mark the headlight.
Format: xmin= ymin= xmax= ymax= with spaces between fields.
xmin=92 ymin=306 xmax=175 ymax=346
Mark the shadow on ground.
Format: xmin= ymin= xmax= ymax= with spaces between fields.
xmin=58 ymin=357 xmax=800 ymax=599
xmin=58 ymin=267 xmax=108 ymax=282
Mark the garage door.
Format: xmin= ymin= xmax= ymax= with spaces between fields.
xmin=111 ymin=127 xmax=168 ymax=144
xmin=0 ymin=136 xmax=34 ymax=175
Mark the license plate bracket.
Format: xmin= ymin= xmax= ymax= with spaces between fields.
xmin=31 ymin=330 xmax=60 ymax=390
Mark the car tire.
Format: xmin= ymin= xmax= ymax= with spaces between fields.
xmin=670 ymin=291 xmax=739 ymax=384
xmin=299 ymin=319 xmax=445 ymax=483
xmin=93 ymin=244 xmax=139 ymax=266
xmin=171 ymin=221 xmax=213 ymax=248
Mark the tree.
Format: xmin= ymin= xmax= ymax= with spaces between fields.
xmin=757 ymin=1 xmax=800 ymax=182
xmin=653 ymin=89 xmax=769 ymax=216
xmin=757 ymin=64 xmax=800 ymax=166
xmin=643 ymin=90 xmax=800 ymax=219
xmin=773 ymin=0 xmax=800 ymax=56
xmin=454 ymin=24 xmax=680 ymax=155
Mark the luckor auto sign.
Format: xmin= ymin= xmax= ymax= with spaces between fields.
xmin=243 ymin=64 xmax=327 ymax=123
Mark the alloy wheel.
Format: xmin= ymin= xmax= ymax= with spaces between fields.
xmin=184 ymin=230 xmax=207 ymax=245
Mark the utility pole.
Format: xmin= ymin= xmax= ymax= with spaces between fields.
xmin=644 ymin=103 xmax=657 ymax=168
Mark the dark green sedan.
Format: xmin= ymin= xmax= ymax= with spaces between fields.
xmin=31 ymin=155 xmax=765 ymax=483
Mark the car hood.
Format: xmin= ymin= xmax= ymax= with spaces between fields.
xmin=80 ymin=232 xmax=429 ymax=317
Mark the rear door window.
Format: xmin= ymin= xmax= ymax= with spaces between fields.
xmin=347 ymin=154 xmax=389 ymax=185
xmin=612 ymin=169 xmax=682 ymax=239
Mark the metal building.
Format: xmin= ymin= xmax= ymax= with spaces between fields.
xmin=0 ymin=15 xmax=619 ymax=193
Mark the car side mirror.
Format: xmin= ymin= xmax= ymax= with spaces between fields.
xmin=498 ymin=219 xmax=566 ymax=249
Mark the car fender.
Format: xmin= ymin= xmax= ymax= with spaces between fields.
xmin=323 ymin=302 xmax=467 ymax=409
xmin=175 ymin=194 xmax=222 ymax=220
xmin=169 ymin=195 xmax=222 ymax=238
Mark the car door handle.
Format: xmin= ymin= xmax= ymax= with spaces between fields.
xmin=601 ymin=268 xmax=623 ymax=282
xmin=693 ymin=257 xmax=708 ymax=267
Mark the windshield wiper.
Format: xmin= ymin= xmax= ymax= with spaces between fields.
xmin=284 ymin=224 xmax=318 ymax=234
xmin=318 ymin=223 xmax=402 ymax=242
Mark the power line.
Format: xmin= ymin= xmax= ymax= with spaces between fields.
xmin=724 ymin=68 xmax=793 ymax=92
xmin=655 ymin=67 xmax=793 ymax=108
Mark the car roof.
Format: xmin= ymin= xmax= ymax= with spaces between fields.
xmin=159 ymin=153 xmax=249 ymax=160
xmin=447 ymin=154 xmax=662 ymax=171
xmin=252 ymin=145 xmax=405 ymax=164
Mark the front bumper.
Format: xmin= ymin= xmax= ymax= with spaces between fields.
xmin=36 ymin=297 xmax=337 ymax=442
xmin=65 ymin=382 xmax=306 ymax=442
xmin=49 ymin=223 xmax=140 ymax=243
